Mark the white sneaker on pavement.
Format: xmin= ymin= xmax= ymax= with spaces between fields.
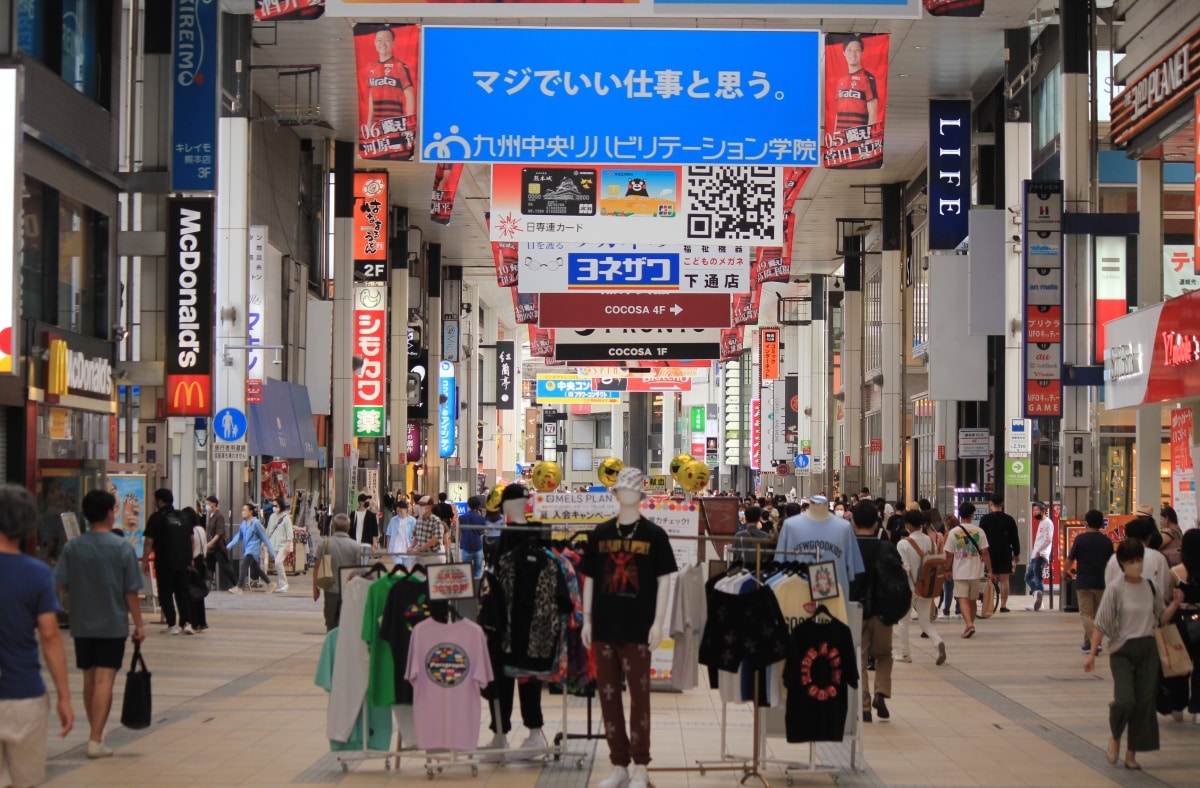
xmin=628 ymin=764 xmax=650 ymax=788
xmin=895 ymin=654 xmax=912 ymax=663
xmin=86 ymin=740 xmax=114 ymax=759
xmin=229 ymin=586 xmax=244 ymax=595
xmin=597 ymin=766 xmax=630 ymax=788
xmin=266 ymin=581 xmax=278 ymax=593
xmin=167 ymin=626 xmax=181 ymax=636
xmin=476 ymin=732 xmax=509 ymax=763
xmin=182 ymin=623 xmax=196 ymax=635
xmin=276 ymin=584 xmax=289 ymax=593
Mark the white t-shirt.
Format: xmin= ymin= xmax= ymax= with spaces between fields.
xmin=1104 ymin=548 xmax=1174 ymax=604
xmin=944 ymin=521 xmax=989 ymax=581
xmin=897 ymin=531 xmax=934 ymax=590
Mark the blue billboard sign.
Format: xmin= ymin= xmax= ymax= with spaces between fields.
xmin=171 ymin=0 xmax=218 ymax=192
xmin=420 ymin=27 xmax=820 ymax=165
xmin=567 ymin=251 xmax=680 ymax=289
xmin=438 ymin=361 xmax=457 ymax=458
xmin=927 ymin=99 xmax=971 ymax=251
xmin=536 ymin=378 xmax=621 ymax=404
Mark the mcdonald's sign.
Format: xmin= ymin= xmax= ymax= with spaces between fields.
xmin=47 ymin=338 xmax=69 ymax=398
xmin=166 ymin=374 xmax=210 ymax=416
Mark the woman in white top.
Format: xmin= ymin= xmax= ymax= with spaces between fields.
xmin=896 ymin=509 xmax=946 ymax=666
xmin=1086 ymin=539 xmax=1184 ymax=770
xmin=266 ymin=499 xmax=294 ymax=593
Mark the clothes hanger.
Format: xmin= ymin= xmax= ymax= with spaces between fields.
xmin=811 ymin=603 xmax=835 ymax=623
xmin=389 ymin=560 xmax=409 ymax=576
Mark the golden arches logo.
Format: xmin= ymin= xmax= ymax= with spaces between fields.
xmin=48 ymin=339 xmax=69 ymax=397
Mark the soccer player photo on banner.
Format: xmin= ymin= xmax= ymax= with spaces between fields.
xmin=354 ymin=23 xmax=419 ymax=161
xmin=431 ymin=163 xmax=463 ymax=225
xmin=822 ymin=33 xmax=890 ymax=170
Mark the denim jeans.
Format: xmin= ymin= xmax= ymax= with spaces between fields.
xmin=238 ymin=555 xmax=270 ymax=588
xmin=941 ymin=579 xmax=961 ymax=616
xmin=1025 ymin=557 xmax=1047 ymax=594
xmin=462 ymin=549 xmax=483 ymax=579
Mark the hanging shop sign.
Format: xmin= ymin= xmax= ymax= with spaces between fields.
xmin=352 ymin=172 xmax=389 ymax=279
xmin=430 ymin=163 xmax=463 ymax=225
xmin=495 ymin=340 xmax=515 ymax=410
xmin=511 ymin=290 xmax=539 ymax=325
xmin=1110 ymin=27 xmax=1200 ymax=147
xmin=720 ymin=326 xmax=744 ymax=362
xmin=1095 ymin=236 xmax=1128 ymax=363
xmin=0 ymin=69 xmax=15 ymax=376
xmin=330 ymin=0 xmax=919 ymax=19
xmin=759 ymin=327 xmax=780 ymax=382
xmin=1022 ymin=181 xmax=1064 ymax=418
xmin=438 ymin=360 xmax=456 ymax=458
xmin=750 ymin=397 xmax=761 ymax=471
xmin=421 ymin=27 xmax=820 ymax=166
xmin=1103 ymin=288 xmax=1200 ymax=409
xmin=490 ymin=165 xmax=783 ymax=246
xmin=492 ymin=241 xmax=519 ymax=288
xmin=353 ymin=24 xmax=420 ymax=162
xmin=779 ymin=166 xmax=812 ymax=271
xmin=822 ymin=33 xmax=890 ymax=170
xmin=537 ymin=292 xmax=732 ymax=329
xmin=536 ymin=376 xmax=621 ymax=405
xmin=551 ymin=328 xmax=721 ymax=362
xmin=166 ymin=198 xmax=214 ymax=417
xmin=248 ymin=226 xmax=267 ymax=378
xmin=1163 ymin=244 xmax=1200 ymax=299
xmin=927 ymin=99 xmax=971 ymax=251
xmin=255 ymin=0 xmax=324 ymax=20
xmin=353 ymin=284 xmax=387 ymax=437
xmin=170 ymin=0 xmax=218 ymax=192
xmin=515 ymin=243 xmax=749 ymax=295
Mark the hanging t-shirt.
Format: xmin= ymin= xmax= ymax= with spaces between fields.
xmin=784 ymin=616 xmax=859 ymax=743
xmin=379 ymin=571 xmax=433 ymax=705
xmin=669 ymin=564 xmax=707 ymax=691
xmin=362 ymin=574 xmax=401 ymax=707
xmin=578 ymin=516 xmax=679 ymax=644
xmin=405 ymin=617 xmax=494 ymax=752
xmin=315 ymin=628 xmax=393 ymax=752
xmin=775 ymin=513 xmax=864 ymax=597
xmin=328 ymin=576 xmax=372 ymax=743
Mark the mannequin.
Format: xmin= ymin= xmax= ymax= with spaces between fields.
xmin=776 ymin=494 xmax=864 ymax=600
xmin=580 ymin=468 xmax=677 ymax=788
xmin=806 ymin=495 xmax=832 ymax=521
xmin=479 ymin=484 xmax=547 ymax=761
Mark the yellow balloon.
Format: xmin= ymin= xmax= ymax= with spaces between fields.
xmin=531 ymin=461 xmax=563 ymax=492
xmin=669 ymin=453 xmax=695 ymax=483
xmin=680 ymin=460 xmax=711 ymax=493
xmin=597 ymin=457 xmax=625 ymax=488
xmin=485 ymin=483 xmax=507 ymax=513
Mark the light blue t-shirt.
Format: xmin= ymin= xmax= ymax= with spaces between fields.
xmin=54 ymin=530 xmax=142 ymax=639
xmin=775 ymin=512 xmax=865 ymax=596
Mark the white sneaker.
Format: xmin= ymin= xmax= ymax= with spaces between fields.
xmin=508 ymin=728 xmax=547 ymax=761
xmin=276 ymin=584 xmax=289 ymax=593
xmin=1172 ymin=710 xmax=1185 ymax=722
xmin=183 ymin=623 xmax=196 ymax=635
xmin=228 ymin=586 xmax=244 ymax=595
xmin=896 ymin=654 xmax=912 ymax=663
xmin=266 ymin=582 xmax=278 ymax=593
xmin=598 ymin=766 xmax=630 ymax=788
xmin=1194 ymin=713 xmax=1200 ymax=725
xmin=1033 ymin=590 xmax=1043 ymax=611
xmin=167 ymin=626 xmax=182 ymax=636
xmin=476 ymin=732 xmax=509 ymax=763
xmin=628 ymin=765 xmax=650 ymax=788
xmin=86 ymin=740 xmax=114 ymax=759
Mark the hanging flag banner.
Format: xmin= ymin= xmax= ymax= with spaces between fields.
xmin=490 ymin=164 xmax=784 ymax=246
xmin=353 ymin=284 xmax=388 ymax=437
xmin=485 ymin=213 xmax=520 ymax=287
xmin=353 ymin=172 xmax=389 ymax=280
xmin=1171 ymin=408 xmax=1197 ymax=531
xmin=529 ymin=328 xmax=556 ymax=358
xmin=720 ymin=326 xmax=744 ymax=361
xmin=513 ymin=243 xmax=750 ymax=294
xmin=421 ymin=27 xmax=820 ymax=166
xmin=922 ymin=0 xmax=983 ymax=16
xmin=255 ymin=0 xmax=324 ymax=21
xmin=354 ymin=23 xmax=419 ymax=161
xmin=780 ymin=166 xmax=811 ymax=269
xmin=170 ymin=0 xmax=218 ymax=192
xmin=438 ymin=360 xmax=457 ymax=457
xmin=822 ymin=33 xmax=890 ymax=170
xmin=431 ymin=163 xmax=463 ymax=225
xmin=754 ymin=247 xmax=789 ymax=286
xmin=495 ymin=341 xmax=515 ymax=410
xmin=928 ymin=100 xmax=971 ymax=251
xmin=512 ymin=289 xmax=539 ymax=325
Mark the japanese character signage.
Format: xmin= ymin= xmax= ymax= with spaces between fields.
xmin=532 ymin=492 xmax=619 ymax=524
xmin=0 ymin=69 xmax=16 ymax=376
xmin=720 ymin=327 xmax=744 ymax=362
xmin=822 ymin=33 xmax=890 ymax=170
xmin=552 ymin=328 xmax=721 ymax=362
xmin=421 ymin=27 xmax=820 ymax=166
xmin=166 ymin=198 xmax=214 ymax=417
xmin=511 ymin=290 xmax=539 ymax=325
xmin=354 ymin=24 xmax=419 ymax=161
xmin=248 ymin=226 xmax=267 ymax=378
xmin=536 ymin=375 xmax=621 ymax=405
xmin=1164 ymin=245 xmax=1200 ymax=299
xmin=353 ymin=172 xmax=389 ymax=278
xmin=492 ymin=241 xmax=519 ymax=288
xmin=928 ymin=100 xmax=971 ymax=251
xmin=171 ymin=0 xmax=218 ymax=192
xmin=255 ymin=0 xmax=324 ymax=20
xmin=760 ymin=328 xmax=780 ymax=382
xmin=353 ymin=284 xmax=387 ymax=437
xmin=438 ymin=360 xmax=456 ymax=457
xmin=431 ymin=163 xmax=462 ymax=225
xmin=495 ymin=340 xmax=515 ymax=410
xmin=1022 ymin=181 xmax=1063 ymax=418
xmin=491 ymin=164 xmax=784 ymax=246
xmin=529 ymin=328 xmax=555 ymax=359
xmin=427 ymin=563 xmax=475 ymax=600
xmin=513 ymin=242 xmax=750 ymax=295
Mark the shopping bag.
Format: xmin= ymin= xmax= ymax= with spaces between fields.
xmin=120 ymin=642 xmax=153 ymax=730
xmin=979 ymin=578 xmax=996 ymax=619
xmin=315 ymin=552 xmax=335 ymax=590
xmin=1155 ymin=624 xmax=1194 ymax=679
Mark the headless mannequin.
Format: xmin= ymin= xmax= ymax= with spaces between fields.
xmin=502 ymin=496 xmax=527 ymax=525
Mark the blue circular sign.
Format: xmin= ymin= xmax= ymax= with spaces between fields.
xmin=214 ymin=408 xmax=248 ymax=442
xmin=794 ymin=454 xmax=810 ymax=470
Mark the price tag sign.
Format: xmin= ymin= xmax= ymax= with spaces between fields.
xmin=428 ymin=563 xmax=475 ymax=601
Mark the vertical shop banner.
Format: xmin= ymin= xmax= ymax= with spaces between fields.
xmin=1171 ymin=409 xmax=1197 ymax=530
xmin=529 ymin=328 xmax=555 ymax=359
xmin=754 ymin=247 xmax=789 ymax=285
xmin=485 ymin=213 xmax=520 ymax=287
xmin=512 ymin=289 xmax=539 ymax=325
xmin=1022 ymin=181 xmax=1064 ymax=418
xmin=784 ymin=375 xmax=798 ymax=456
xmin=353 ymin=172 xmax=389 ymax=279
xmin=255 ymin=0 xmax=324 ymax=20
xmin=928 ymin=100 xmax=971 ymax=251
xmin=495 ymin=340 xmax=515 ymax=410
xmin=731 ymin=272 xmax=763 ymax=327
xmin=438 ymin=361 xmax=457 ymax=457
xmin=720 ymin=326 xmax=744 ymax=361
xmin=750 ymin=397 xmax=761 ymax=471
xmin=760 ymin=327 xmax=780 ymax=381
xmin=922 ymin=0 xmax=983 ymax=16
xmin=166 ymin=198 xmax=215 ymax=417
xmin=170 ymin=0 xmax=218 ymax=192
xmin=1095 ymin=236 xmax=1127 ymax=363
xmin=354 ymin=23 xmax=419 ymax=161
xmin=822 ymin=33 xmax=889 ymax=170
xmin=431 ymin=163 xmax=463 ymax=225
xmin=248 ymin=227 xmax=267 ymax=378
xmin=780 ymin=167 xmax=811 ymax=269
xmin=0 ymin=69 xmax=16 ymax=375
xmin=405 ymin=422 xmax=422 ymax=462
xmin=353 ymin=284 xmax=387 ymax=437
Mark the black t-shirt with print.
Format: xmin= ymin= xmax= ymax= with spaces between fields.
xmin=784 ymin=616 xmax=859 ymax=743
xmin=380 ymin=574 xmax=433 ymax=705
xmin=578 ymin=517 xmax=678 ymax=644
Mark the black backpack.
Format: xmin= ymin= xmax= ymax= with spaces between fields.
xmin=870 ymin=541 xmax=914 ymax=626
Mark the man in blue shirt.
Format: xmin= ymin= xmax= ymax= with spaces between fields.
xmin=458 ymin=496 xmax=487 ymax=578
xmin=0 ymin=484 xmax=74 ymax=786
xmin=226 ymin=503 xmax=276 ymax=594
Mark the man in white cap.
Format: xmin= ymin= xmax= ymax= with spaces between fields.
xmin=411 ymin=495 xmax=445 ymax=564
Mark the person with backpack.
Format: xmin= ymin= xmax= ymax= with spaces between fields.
xmin=142 ymin=489 xmax=197 ymax=635
xmin=849 ymin=501 xmax=911 ymax=722
xmin=733 ymin=506 xmax=773 ymax=566
xmin=896 ymin=509 xmax=947 ymax=666
xmin=943 ymin=501 xmax=994 ymax=639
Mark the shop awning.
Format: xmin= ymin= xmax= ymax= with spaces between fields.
xmin=248 ymin=380 xmax=321 ymax=463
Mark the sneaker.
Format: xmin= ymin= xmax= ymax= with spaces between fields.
xmin=872 ymin=693 xmax=890 ymax=721
xmin=1081 ymin=643 xmax=1091 ymax=654
xmin=896 ymin=654 xmax=912 ymax=664
xmin=509 ymin=728 xmax=546 ymax=761
xmin=266 ymin=582 xmax=278 ymax=594
xmin=936 ymin=642 xmax=947 ymax=666
xmin=1033 ymin=590 xmax=1043 ymax=611
xmin=1172 ymin=710 xmax=1184 ymax=722
xmin=477 ymin=732 xmax=509 ymax=763
xmin=182 ymin=624 xmax=196 ymax=635
xmin=86 ymin=740 xmax=114 ymax=759
xmin=862 ymin=710 xmax=872 ymax=723
xmin=920 ymin=632 xmax=930 ymax=639
xmin=276 ymin=584 xmax=289 ymax=593
xmin=1193 ymin=714 xmax=1200 ymax=725
xmin=229 ymin=586 xmax=244 ymax=595
xmin=628 ymin=764 xmax=649 ymax=788
xmin=167 ymin=626 xmax=182 ymax=636
xmin=597 ymin=766 xmax=630 ymax=788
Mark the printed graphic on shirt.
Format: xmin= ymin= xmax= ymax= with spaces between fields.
xmin=947 ymin=529 xmax=980 ymax=556
xmin=800 ymin=642 xmax=845 ymax=701
xmin=404 ymin=598 xmax=430 ymax=631
xmin=425 ymin=642 xmax=470 ymax=688
xmin=601 ymin=547 xmax=641 ymax=596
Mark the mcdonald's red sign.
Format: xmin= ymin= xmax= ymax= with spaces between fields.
xmin=166 ymin=374 xmax=211 ymax=416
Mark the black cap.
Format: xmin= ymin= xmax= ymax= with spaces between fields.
xmin=500 ymin=484 xmax=530 ymax=503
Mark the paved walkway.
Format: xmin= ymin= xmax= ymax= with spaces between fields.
xmin=37 ymin=585 xmax=1200 ymax=787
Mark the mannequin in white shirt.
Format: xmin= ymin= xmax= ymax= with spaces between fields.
xmin=806 ymin=495 xmax=833 ymax=521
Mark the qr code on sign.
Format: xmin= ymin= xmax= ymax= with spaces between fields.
xmin=684 ymin=166 xmax=782 ymax=243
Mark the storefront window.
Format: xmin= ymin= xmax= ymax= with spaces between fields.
xmin=1034 ymin=65 xmax=1061 ymax=153
xmin=17 ymin=0 xmax=110 ymax=107
xmin=35 ymin=403 xmax=110 ymax=562
xmin=865 ymin=267 xmax=883 ymax=375
xmin=912 ymin=397 xmax=935 ymax=501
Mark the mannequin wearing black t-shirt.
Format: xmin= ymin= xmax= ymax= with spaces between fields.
xmin=581 ymin=468 xmax=677 ymax=788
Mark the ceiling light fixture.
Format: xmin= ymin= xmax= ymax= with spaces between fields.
xmin=914 ymin=45 xmax=927 ymax=50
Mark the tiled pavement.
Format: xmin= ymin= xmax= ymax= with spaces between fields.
xmin=37 ymin=585 xmax=1200 ymax=787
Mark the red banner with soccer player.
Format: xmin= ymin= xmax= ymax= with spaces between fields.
xmin=485 ymin=213 xmax=519 ymax=287
xmin=781 ymin=167 xmax=811 ymax=269
xmin=720 ymin=326 xmax=745 ymax=362
xmin=923 ymin=0 xmax=984 ymax=17
xmin=529 ymin=328 xmax=555 ymax=359
xmin=431 ymin=163 xmax=463 ymax=225
xmin=354 ymin=24 xmax=419 ymax=162
xmin=255 ymin=0 xmax=323 ymax=21
xmin=512 ymin=289 xmax=539 ymax=325
xmin=822 ymin=33 xmax=890 ymax=170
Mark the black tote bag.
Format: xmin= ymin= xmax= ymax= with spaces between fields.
xmin=120 ymin=643 xmax=152 ymax=730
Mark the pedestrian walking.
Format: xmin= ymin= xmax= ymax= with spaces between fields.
xmin=896 ymin=509 xmax=947 ymax=666
xmin=943 ymin=502 xmax=993 ymax=639
xmin=54 ymin=489 xmax=146 ymax=757
xmin=849 ymin=501 xmax=903 ymax=722
xmin=227 ymin=503 xmax=275 ymax=594
xmin=1025 ymin=502 xmax=1054 ymax=611
xmin=182 ymin=506 xmax=209 ymax=631
xmin=312 ymin=513 xmax=364 ymax=631
xmin=978 ymin=495 xmax=1020 ymax=612
xmin=266 ymin=498 xmax=294 ymax=593
xmin=1086 ymin=539 xmax=1185 ymax=770
xmin=142 ymin=489 xmax=196 ymax=635
xmin=0 ymin=483 xmax=74 ymax=786
xmin=457 ymin=496 xmax=487 ymax=578
xmin=1066 ymin=509 xmax=1111 ymax=653
xmin=1160 ymin=530 xmax=1200 ymax=723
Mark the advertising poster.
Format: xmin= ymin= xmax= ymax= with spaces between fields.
xmin=109 ymin=475 xmax=147 ymax=558
xmin=731 ymin=279 xmax=763 ymax=327
xmin=720 ymin=326 xmax=744 ymax=361
xmin=490 ymin=164 xmax=784 ymax=246
xmin=922 ymin=0 xmax=983 ymax=16
xmin=486 ymin=213 xmax=520 ymax=288
xmin=513 ymin=242 xmax=750 ymax=294
xmin=354 ymin=23 xmax=419 ymax=161
xmin=780 ymin=166 xmax=812 ymax=270
xmin=511 ymin=289 xmax=539 ymax=325
xmin=353 ymin=284 xmax=387 ymax=437
xmin=822 ymin=33 xmax=890 ymax=170
xmin=529 ymin=328 xmax=555 ymax=359
xmin=1172 ymin=409 xmax=1197 ymax=530
xmin=255 ymin=0 xmax=324 ymax=20
xmin=750 ymin=398 xmax=761 ymax=471
xmin=431 ymin=163 xmax=463 ymax=225
xmin=1164 ymin=245 xmax=1200 ymax=299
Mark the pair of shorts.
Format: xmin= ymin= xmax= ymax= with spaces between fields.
xmin=0 ymin=694 xmax=49 ymax=788
xmin=953 ymin=578 xmax=981 ymax=600
xmin=74 ymin=637 xmax=127 ymax=671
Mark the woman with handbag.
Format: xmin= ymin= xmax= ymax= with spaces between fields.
xmin=1160 ymin=530 xmax=1200 ymax=724
xmin=1085 ymin=539 xmax=1185 ymax=770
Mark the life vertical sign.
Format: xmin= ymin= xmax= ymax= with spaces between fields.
xmin=928 ymin=99 xmax=971 ymax=251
